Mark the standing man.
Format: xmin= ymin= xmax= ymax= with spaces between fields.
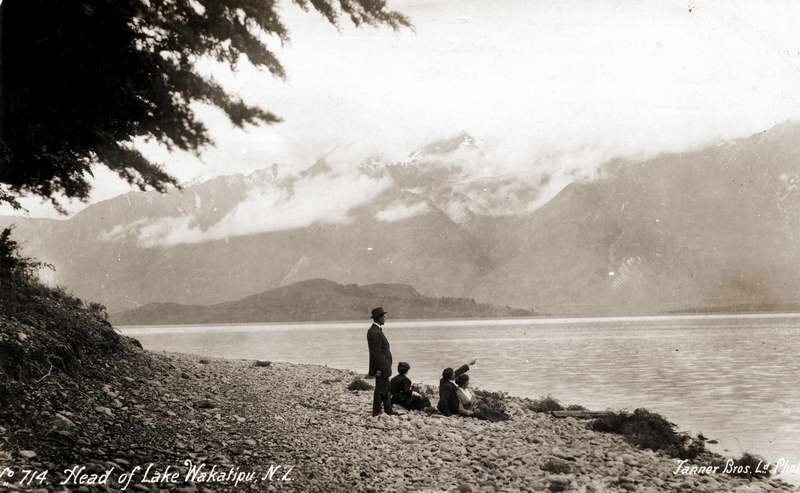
xmin=367 ymin=307 xmax=393 ymax=416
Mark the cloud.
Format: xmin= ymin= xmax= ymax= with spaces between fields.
xmin=97 ymin=218 xmax=150 ymax=242
xmin=93 ymin=124 xmax=678 ymax=247
xmin=205 ymin=172 xmax=391 ymax=238
xmin=135 ymin=216 xmax=206 ymax=247
xmin=375 ymin=200 xmax=431 ymax=222
xmin=126 ymin=169 xmax=391 ymax=247
xmin=381 ymin=136 xmax=611 ymax=221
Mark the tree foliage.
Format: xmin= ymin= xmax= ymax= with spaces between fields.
xmin=0 ymin=0 xmax=409 ymax=212
xmin=0 ymin=226 xmax=51 ymax=282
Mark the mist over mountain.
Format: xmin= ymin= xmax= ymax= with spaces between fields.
xmin=472 ymin=124 xmax=800 ymax=314
xmin=3 ymin=123 xmax=799 ymax=316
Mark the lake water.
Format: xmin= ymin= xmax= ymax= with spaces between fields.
xmin=120 ymin=313 xmax=800 ymax=483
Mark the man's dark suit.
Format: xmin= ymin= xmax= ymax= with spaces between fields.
xmin=367 ymin=322 xmax=393 ymax=415
xmin=390 ymin=373 xmax=431 ymax=410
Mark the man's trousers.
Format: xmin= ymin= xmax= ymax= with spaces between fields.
xmin=372 ymin=376 xmax=393 ymax=416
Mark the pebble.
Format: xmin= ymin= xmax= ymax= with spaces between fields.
xmin=542 ymin=457 xmax=574 ymax=474
xmin=54 ymin=413 xmax=76 ymax=427
xmin=194 ymin=399 xmax=215 ymax=409
xmin=547 ymin=475 xmax=573 ymax=492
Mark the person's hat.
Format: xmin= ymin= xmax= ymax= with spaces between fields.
xmin=371 ymin=307 xmax=388 ymax=319
xmin=398 ymin=362 xmax=410 ymax=372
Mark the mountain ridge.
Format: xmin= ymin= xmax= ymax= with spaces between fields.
xmin=3 ymin=123 xmax=800 ymax=316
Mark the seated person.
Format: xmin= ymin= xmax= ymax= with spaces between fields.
xmin=436 ymin=359 xmax=476 ymax=417
xmin=455 ymin=373 xmax=475 ymax=408
xmin=389 ymin=362 xmax=431 ymax=411
xmin=455 ymin=373 xmax=510 ymax=422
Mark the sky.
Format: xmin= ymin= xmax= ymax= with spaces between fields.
xmin=5 ymin=0 xmax=800 ymax=218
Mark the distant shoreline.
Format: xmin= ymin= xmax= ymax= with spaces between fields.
xmin=115 ymin=311 xmax=800 ymax=330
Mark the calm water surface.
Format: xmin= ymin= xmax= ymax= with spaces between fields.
xmin=120 ymin=314 xmax=800 ymax=482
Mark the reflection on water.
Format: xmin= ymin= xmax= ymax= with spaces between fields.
xmin=120 ymin=314 xmax=800 ymax=482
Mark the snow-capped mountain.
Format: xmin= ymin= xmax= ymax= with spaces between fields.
xmin=3 ymin=123 xmax=800 ymax=316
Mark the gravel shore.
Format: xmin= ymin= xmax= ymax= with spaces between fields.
xmin=1 ymin=351 xmax=794 ymax=492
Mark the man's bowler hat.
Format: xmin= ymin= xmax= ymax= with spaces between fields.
xmin=371 ymin=307 xmax=388 ymax=319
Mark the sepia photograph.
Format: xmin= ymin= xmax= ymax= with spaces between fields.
xmin=1 ymin=0 xmax=800 ymax=491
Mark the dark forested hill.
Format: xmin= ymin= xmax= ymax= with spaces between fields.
xmin=110 ymin=278 xmax=535 ymax=325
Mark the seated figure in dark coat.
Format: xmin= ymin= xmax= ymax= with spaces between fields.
xmin=436 ymin=360 xmax=475 ymax=416
xmin=389 ymin=362 xmax=431 ymax=411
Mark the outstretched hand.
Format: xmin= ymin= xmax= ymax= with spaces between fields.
xmin=469 ymin=359 xmax=477 ymax=366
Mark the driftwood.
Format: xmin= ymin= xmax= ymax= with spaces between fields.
xmin=551 ymin=410 xmax=613 ymax=419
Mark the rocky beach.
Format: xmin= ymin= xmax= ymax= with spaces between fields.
xmin=1 ymin=346 xmax=796 ymax=493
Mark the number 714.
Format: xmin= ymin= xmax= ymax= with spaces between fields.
xmin=20 ymin=469 xmax=48 ymax=486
